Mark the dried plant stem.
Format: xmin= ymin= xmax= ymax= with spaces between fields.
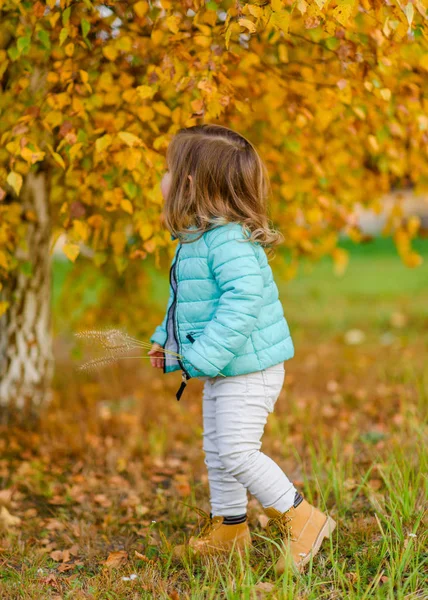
xmin=74 ymin=327 xmax=185 ymax=372
xmin=74 ymin=328 xmax=183 ymax=358
xmin=76 ymin=355 xmax=174 ymax=372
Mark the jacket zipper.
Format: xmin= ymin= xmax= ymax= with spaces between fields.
xmin=163 ymin=243 xmax=190 ymax=399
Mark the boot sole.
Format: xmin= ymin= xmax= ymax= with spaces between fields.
xmin=296 ymin=515 xmax=337 ymax=570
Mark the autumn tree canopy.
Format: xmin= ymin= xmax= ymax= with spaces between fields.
xmin=1 ymin=0 xmax=427 ymax=305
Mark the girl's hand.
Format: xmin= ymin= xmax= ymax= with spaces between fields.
xmin=148 ymin=343 xmax=164 ymax=369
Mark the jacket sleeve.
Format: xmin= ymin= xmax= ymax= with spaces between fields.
xmin=182 ymin=226 xmax=264 ymax=378
xmin=149 ymin=244 xmax=179 ymax=347
xmin=149 ymin=310 xmax=168 ymax=347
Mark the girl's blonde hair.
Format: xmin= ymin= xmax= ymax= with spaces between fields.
xmin=163 ymin=123 xmax=283 ymax=250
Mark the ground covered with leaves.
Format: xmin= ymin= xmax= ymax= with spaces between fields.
xmin=1 ymin=240 xmax=427 ymax=599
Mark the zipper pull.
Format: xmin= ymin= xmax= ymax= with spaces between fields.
xmin=176 ymin=371 xmax=189 ymax=401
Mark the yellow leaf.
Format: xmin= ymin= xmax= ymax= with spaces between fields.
xmin=72 ymin=220 xmax=90 ymax=241
xmin=247 ymin=5 xmax=264 ymax=18
xmin=21 ymin=147 xmax=46 ymax=164
xmin=419 ymin=54 xmax=428 ymax=71
xmin=120 ymin=199 xmax=133 ymax=214
xmin=95 ymin=134 xmax=112 ymax=153
xmin=297 ymin=0 xmax=307 ymax=14
xmin=6 ymin=171 xmax=23 ymax=195
xmin=151 ymin=29 xmax=164 ymax=46
xmin=65 ymin=42 xmax=74 ymax=57
xmin=137 ymin=106 xmax=155 ymax=121
xmin=271 ymin=10 xmax=290 ymax=34
xmin=116 ymin=36 xmax=132 ymax=52
xmin=118 ymin=131 xmax=144 ymax=147
xmin=69 ymin=143 xmax=83 ymax=160
xmin=271 ymin=0 xmax=283 ymax=11
xmin=238 ymin=18 xmax=257 ymax=33
xmin=278 ymin=43 xmax=289 ymax=62
xmin=225 ymin=22 xmax=240 ymax=49
xmin=102 ymin=45 xmax=118 ymax=61
xmin=0 ymin=301 xmax=10 ymax=317
xmin=235 ymin=100 xmax=251 ymax=114
xmin=0 ymin=250 xmax=9 ymax=270
xmin=368 ymin=135 xmax=379 ymax=153
xmin=166 ymin=15 xmax=180 ymax=34
xmin=332 ymin=247 xmax=349 ymax=276
xmin=110 ymin=231 xmax=126 ymax=255
xmin=62 ymin=242 xmax=80 ymax=262
xmin=194 ymin=35 xmax=212 ymax=48
xmin=404 ymin=1 xmax=414 ymax=27
xmin=332 ymin=0 xmax=356 ymax=26
xmin=402 ymin=251 xmax=423 ymax=268
xmin=152 ymin=101 xmax=171 ymax=117
xmin=53 ymin=152 xmax=66 ymax=169
xmin=407 ymin=216 xmax=420 ymax=236
xmin=88 ymin=215 xmax=104 ymax=229
xmin=136 ymin=85 xmax=155 ymax=99
xmin=134 ymin=1 xmax=149 ymax=17
xmin=80 ymin=69 xmax=89 ymax=83
xmin=139 ymin=223 xmax=153 ymax=240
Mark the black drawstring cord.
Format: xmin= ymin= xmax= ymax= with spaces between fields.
xmin=176 ymin=371 xmax=189 ymax=401
xmin=175 ymin=333 xmax=196 ymax=401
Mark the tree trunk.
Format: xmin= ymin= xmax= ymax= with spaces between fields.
xmin=0 ymin=171 xmax=54 ymax=425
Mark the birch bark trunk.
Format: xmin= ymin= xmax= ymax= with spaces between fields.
xmin=0 ymin=171 xmax=54 ymax=425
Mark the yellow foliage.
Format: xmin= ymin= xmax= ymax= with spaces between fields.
xmin=102 ymin=45 xmax=118 ymax=61
xmin=120 ymin=199 xmax=134 ymax=214
xmin=95 ymin=135 xmax=112 ymax=153
xmin=72 ymin=220 xmax=90 ymax=242
xmin=136 ymin=85 xmax=156 ymax=99
xmin=134 ymin=1 xmax=149 ymax=18
xmin=152 ymin=102 xmax=172 ymax=117
xmin=110 ymin=231 xmax=127 ymax=255
xmin=6 ymin=171 xmax=22 ymax=196
xmin=118 ymin=132 xmax=144 ymax=147
xmin=139 ymin=223 xmax=153 ymax=240
xmin=332 ymin=247 xmax=349 ymax=276
xmin=270 ymin=10 xmax=291 ymax=34
xmin=239 ymin=19 xmax=257 ymax=34
xmin=0 ymin=0 xmax=426 ymax=284
xmin=62 ymin=242 xmax=80 ymax=262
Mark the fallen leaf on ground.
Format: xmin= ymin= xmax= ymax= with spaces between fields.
xmin=0 ymin=489 xmax=14 ymax=505
xmin=104 ymin=550 xmax=128 ymax=568
xmin=254 ymin=581 xmax=275 ymax=598
xmin=50 ymin=549 xmax=71 ymax=563
xmin=0 ymin=506 xmax=21 ymax=528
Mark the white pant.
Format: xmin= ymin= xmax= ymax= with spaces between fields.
xmin=200 ymin=362 xmax=297 ymax=517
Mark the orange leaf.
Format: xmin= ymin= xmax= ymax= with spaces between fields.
xmin=104 ymin=550 xmax=128 ymax=568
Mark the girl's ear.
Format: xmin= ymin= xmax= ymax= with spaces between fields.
xmin=188 ymin=174 xmax=193 ymax=184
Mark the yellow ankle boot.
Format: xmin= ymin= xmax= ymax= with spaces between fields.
xmin=264 ymin=498 xmax=336 ymax=572
xmin=173 ymin=506 xmax=252 ymax=559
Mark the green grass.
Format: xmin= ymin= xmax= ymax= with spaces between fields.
xmin=274 ymin=237 xmax=428 ymax=344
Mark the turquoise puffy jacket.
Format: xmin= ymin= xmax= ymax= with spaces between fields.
xmin=150 ymin=223 xmax=294 ymax=398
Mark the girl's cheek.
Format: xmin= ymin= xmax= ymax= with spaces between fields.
xmin=161 ymin=172 xmax=171 ymax=200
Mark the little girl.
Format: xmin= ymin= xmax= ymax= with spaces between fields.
xmin=148 ymin=124 xmax=336 ymax=573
